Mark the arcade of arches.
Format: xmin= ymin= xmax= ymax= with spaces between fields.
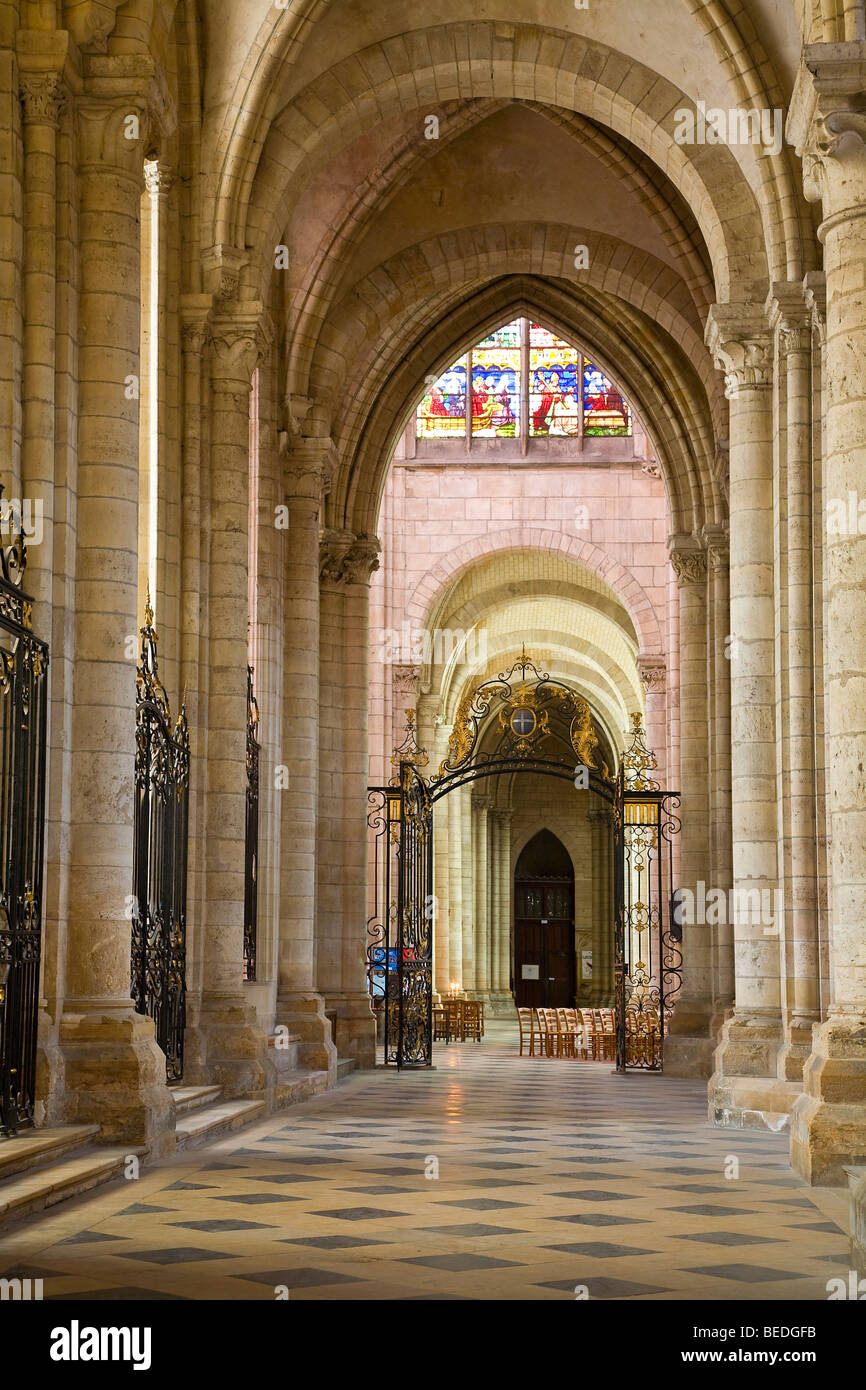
xmin=2 ymin=0 xmax=866 ymax=1289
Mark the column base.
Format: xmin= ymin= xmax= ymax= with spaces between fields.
xmin=708 ymin=1010 xmax=797 ymax=1131
xmin=59 ymin=1007 xmax=175 ymax=1157
xmin=184 ymin=994 xmax=276 ymax=1103
xmin=664 ymin=1003 xmax=727 ymax=1080
xmin=276 ymin=991 xmax=338 ymax=1080
xmin=484 ymin=991 xmax=516 ymax=1019
xmin=35 ymin=1012 xmax=70 ymax=1128
xmin=790 ymin=1011 xmax=866 ymax=1185
xmin=851 ymin=1170 xmax=866 ymax=1278
xmin=323 ymin=990 xmax=377 ymax=1069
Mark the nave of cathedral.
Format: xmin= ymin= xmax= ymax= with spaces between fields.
xmin=1 ymin=0 xmax=866 ymax=1312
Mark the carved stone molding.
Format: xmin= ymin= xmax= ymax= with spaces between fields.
xmin=209 ymin=306 xmax=272 ymax=390
xmin=284 ymin=438 xmax=337 ymax=503
xmin=804 ymin=270 xmax=827 ymax=341
xmin=64 ymin=0 xmax=126 ymax=54
xmin=202 ymin=244 xmax=249 ymax=304
xmin=768 ymin=282 xmax=813 ymax=357
xmin=319 ymin=528 xmax=380 ymax=586
xmin=703 ymin=523 xmax=730 ymax=572
xmin=705 ymin=305 xmax=773 ymax=399
xmin=788 ymin=44 xmax=866 ymax=214
xmin=668 ymin=534 xmax=708 ymax=587
xmin=77 ymin=56 xmax=176 ymax=169
xmin=393 ymin=665 xmax=420 ymax=697
xmin=20 ymin=73 xmax=67 ymax=127
xmin=636 ymin=656 xmax=666 ymax=694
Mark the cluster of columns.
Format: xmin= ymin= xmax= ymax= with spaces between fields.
xmin=433 ymin=789 xmax=513 ymax=1012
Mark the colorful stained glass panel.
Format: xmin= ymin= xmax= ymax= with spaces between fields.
xmin=529 ymin=325 xmax=580 ymax=437
xmin=584 ymin=362 xmax=631 ymax=436
xmin=416 ymin=357 xmax=467 ymax=437
xmin=471 ymin=347 xmax=520 ymax=437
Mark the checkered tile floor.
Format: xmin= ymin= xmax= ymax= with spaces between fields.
xmin=0 ymin=1023 xmax=851 ymax=1300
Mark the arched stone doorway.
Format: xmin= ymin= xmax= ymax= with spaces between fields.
xmin=513 ymin=830 xmax=576 ymax=1009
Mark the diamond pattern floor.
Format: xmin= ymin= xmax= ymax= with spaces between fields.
xmin=0 ymin=1023 xmax=851 ymax=1300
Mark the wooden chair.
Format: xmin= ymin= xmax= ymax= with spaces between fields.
xmin=462 ymin=999 xmax=483 ymax=1041
xmin=560 ymin=1007 xmax=588 ymax=1059
xmin=433 ymin=1006 xmax=450 ymax=1042
xmin=444 ymin=998 xmax=464 ymax=1041
xmin=578 ymin=1007 xmax=600 ymax=1060
xmin=555 ymin=1008 xmax=578 ymax=1058
xmin=537 ymin=1008 xmax=563 ymax=1057
xmin=517 ymin=1006 xmax=537 ymax=1056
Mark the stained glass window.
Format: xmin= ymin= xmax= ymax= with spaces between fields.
xmin=528 ymin=323 xmax=580 ymax=437
xmin=583 ymin=362 xmax=631 ymax=436
xmin=415 ymin=319 xmax=633 ymax=444
xmin=417 ymin=356 xmax=467 ymax=438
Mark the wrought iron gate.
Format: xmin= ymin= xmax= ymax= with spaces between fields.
xmin=367 ymin=754 xmax=434 ymax=1068
xmin=243 ymin=665 xmax=260 ymax=982
xmin=131 ymin=597 xmax=190 ymax=1082
xmin=613 ymin=715 xmax=682 ymax=1071
xmin=0 ymin=503 xmax=48 ymax=1135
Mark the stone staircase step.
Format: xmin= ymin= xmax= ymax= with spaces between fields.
xmin=170 ymin=1084 xmax=224 ymax=1116
xmin=0 ymin=1125 xmax=101 ymax=1183
xmin=275 ymin=1068 xmax=331 ymax=1108
xmin=175 ymin=1099 xmax=266 ymax=1152
xmin=336 ymin=1058 xmax=355 ymax=1082
xmin=0 ymin=1147 xmax=135 ymax=1231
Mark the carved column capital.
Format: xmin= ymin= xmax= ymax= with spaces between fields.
xmin=636 ymin=655 xmax=666 ymax=694
xmin=283 ymin=436 xmax=337 ymax=502
xmin=788 ymin=44 xmax=866 ymax=225
xmin=20 ymin=71 xmax=67 ymax=127
xmin=209 ymin=305 xmax=272 ymax=392
xmin=702 ymin=523 xmax=730 ymax=570
xmin=393 ymin=664 xmax=420 ymax=697
xmin=319 ymin=528 xmax=380 ymax=586
xmin=202 ymin=243 xmax=249 ymax=305
xmin=705 ymin=304 xmax=773 ymax=399
xmin=767 ymin=282 xmax=813 ymax=356
xmin=77 ymin=55 xmax=176 ymax=172
xmin=803 ymin=270 xmax=827 ymax=342
xmin=668 ymin=533 xmax=708 ymax=587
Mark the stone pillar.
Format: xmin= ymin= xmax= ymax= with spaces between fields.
xmin=60 ymin=73 xmax=174 ymax=1153
xmin=788 ymin=49 xmax=866 ymax=1180
xmin=704 ymin=526 xmax=734 ymax=1014
xmin=276 ymin=432 xmax=337 ymax=1076
xmin=447 ymin=785 xmax=464 ymax=992
xmin=493 ymin=808 xmax=514 ymax=1006
xmin=185 ymin=306 xmax=275 ymax=1101
xmin=317 ymin=528 xmax=379 ymax=1067
xmin=665 ymin=535 xmax=715 ymax=1077
xmin=588 ymin=808 xmax=606 ymax=1004
xmin=771 ymin=286 xmax=821 ymax=1083
xmin=460 ymin=786 xmax=475 ymax=991
xmin=471 ymin=795 xmax=491 ymax=998
xmin=706 ymin=306 xmax=786 ymax=1126
xmin=18 ymin=61 xmax=67 ymax=1123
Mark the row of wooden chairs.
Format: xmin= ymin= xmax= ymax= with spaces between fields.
xmin=433 ymin=998 xmax=484 ymax=1042
xmin=517 ymin=1007 xmax=616 ymax=1061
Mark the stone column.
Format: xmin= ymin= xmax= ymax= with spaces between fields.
xmin=460 ymin=786 xmax=475 ymax=991
xmin=492 ymin=808 xmax=514 ymax=1008
xmin=588 ymin=808 xmax=606 ymax=1004
xmin=18 ymin=62 xmax=66 ymax=1122
xmin=447 ymin=785 xmax=464 ymax=991
xmin=706 ymin=306 xmax=785 ymax=1126
xmin=186 ymin=306 xmax=274 ymax=1100
xmin=788 ymin=50 xmax=866 ymax=1180
xmin=704 ymin=526 xmax=735 ymax=1015
xmin=665 ymin=535 xmax=715 ymax=1077
xmin=317 ymin=528 xmax=379 ymax=1067
xmin=599 ymin=809 xmax=614 ymax=1004
xmin=276 ymin=431 xmax=337 ymax=1076
xmin=60 ymin=72 xmax=174 ymax=1152
xmin=637 ymin=656 xmax=667 ymax=786
xmin=471 ymin=795 xmax=491 ymax=998
xmin=771 ymin=286 xmax=822 ymax=1083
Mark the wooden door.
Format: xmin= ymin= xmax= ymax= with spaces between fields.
xmin=514 ymin=879 xmax=575 ymax=1007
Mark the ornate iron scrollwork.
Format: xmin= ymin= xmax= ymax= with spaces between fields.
xmin=0 ymin=483 xmax=49 ymax=1135
xmin=613 ymin=715 xmax=681 ymax=1072
xmin=131 ymin=592 xmax=190 ymax=1083
xmin=244 ymin=665 xmax=260 ymax=982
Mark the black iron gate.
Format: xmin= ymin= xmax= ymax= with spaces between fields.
xmin=367 ymin=754 xmax=434 ymax=1068
xmin=613 ymin=715 xmax=682 ymax=1071
xmin=0 ymin=502 xmax=48 ymax=1135
xmin=131 ymin=597 xmax=190 ymax=1082
xmin=243 ymin=665 xmax=260 ymax=983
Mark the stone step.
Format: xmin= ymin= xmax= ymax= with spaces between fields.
xmin=170 ymin=1084 xmax=224 ymax=1116
xmin=0 ymin=1125 xmax=101 ymax=1183
xmin=336 ymin=1057 xmax=355 ymax=1082
xmin=275 ymin=1068 xmax=331 ymax=1109
xmin=268 ymin=1030 xmax=302 ymax=1072
xmin=174 ymin=1099 xmax=267 ymax=1153
xmin=0 ymin=1147 xmax=135 ymax=1231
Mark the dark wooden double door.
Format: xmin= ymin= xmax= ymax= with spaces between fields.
xmin=514 ymin=879 xmax=575 ymax=1008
